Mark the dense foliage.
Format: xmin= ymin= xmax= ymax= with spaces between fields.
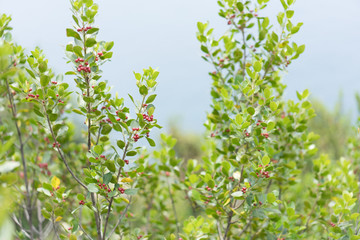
xmin=0 ymin=0 xmax=359 ymax=240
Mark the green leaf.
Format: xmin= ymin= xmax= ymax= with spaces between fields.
xmin=87 ymin=183 xmax=99 ymax=193
xmin=72 ymin=15 xmax=79 ymax=26
xmin=235 ymin=114 xmax=243 ymax=125
xmin=247 ymin=107 xmax=255 ymax=115
xmin=267 ymin=192 xmax=276 ymax=203
xmin=286 ymin=10 xmax=294 ymax=18
xmin=189 ymin=174 xmax=198 ymax=184
xmin=72 ymin=109 xmax=84 ymax=115
xmin=94 ymin=145 xmax=102 ymax=154
xmin=40 ymin=75 xmax=50 ymax=86
xmin=148 ymin=107 xmax=154 ymax=116
xmin=26 ymin=68 xmax=36 ymax=79
xmin=222 ymin=161 xmax=230 ymax=174
xmin=105 ymin=41 xmax=114 ymax=51
xmin=236 ymin=2 xmax=244 ymax=11
xmin=270 ymin=102 xmax=278 ymax=111
xmin=101 ymin=124 xmax=112 ymax=135
xmin=124 ymin=188 xmax=138 ymax=195
xmin=207 ymin=179 xmax=215 ymax=188
xmin=126 ymin=151 xmax=137 ymax=156
xmin=103 ymin=172 xmax=112 ymax=184
xmin=105 ymin=161 xmax=116 ymax=172
xmin=77 ymin=193 xmax=85 ymax=201
xmin=49 ymin=114 xmax=58 ymax=122
xmin=280 ymin=0 xmax=288 ymax=9
xmin=102 ymin=52 xmax=113 ymax=59
xmin=301 ymin=101 xmax=311 ymax=109
xmin=66 ymin=28 xmax=81 ymax=41
xmin=85 ymin=38 xmax=97 ymax=47
xmin=253 ymin=61 xmax=262 ymax=72
xmin=134 ymin=73 xmax=141 ymax=80
xmin=39 ymin=61 xmax=47 ymax=73
xmin=117 ymin=140 xmax=125 ymax=149
xmin=231 ymin=191 xmax=243 ymax=198
xmin=297 ymin=44 xmax=305 ymax=54
xmin=264 ymin=88 xmax=271 ymax=99
xmin=262 ymin=155 xmax=270 ymax=165
xmin=139 ymin=85 xmax=148 ymax=95
xmin=201 ymin=45 xmax=209 ymax=54
xmin=41 ymin=209 xmax=51 ymax=219
xmin=146 ymin=94 xmax=157 ymax=104
xmin=146 ymin=137 xmax=156 ymax=147
xmin=267 ymin=122 xmax=275 ymax=131
xmin=73 ymin=46 xmax=83 ymax=57
xmin=197 ymin=22 xmax=204 ymax=34
xmin=86 ymin=27 xmax=99 ymax=35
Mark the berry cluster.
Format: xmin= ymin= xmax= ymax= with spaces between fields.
xmin=51 ymin=81 xmax=57 ymax=85
xmin=256 ymin=169 xmax=270 ymax=178
xmin=99 ymin=118 xmax=114 ymax=124
xmin=241 ymin=187 xmax=247 ymax=194
xmin=77 ymin=26 xmax=92 ymax=32
xmin=79 ymin=200 xmax=85 ymax=205
xmin=132 ymin=127 xmax=140 ymax=131
xmin=52 ymin=142 xmax=61 ymax=148
xmin=142 ymin=113 xmax=153 ymax=122
xmin=38 ymin=163 xmax=51 ymax=176
xmin=205 ymin=186 xmax=213 ymax=191
xmin=228 ymin=176 xmax=235 ymax=182
xmin=253 ymin=201 xmax=263 ymax=207
xmin=101 ymin=106 xmax=111 ymax=110
xmin=227 ymin=14 xmax=236 ymax=25
xmin=118 ymin=187 xmax=125 ymax=194
xmin=75 ymin=57 xmax=84 ymax=63
xmin=261 ymin=133 xmax=269 ymax=138
xmin=244 ymin=130 xmax=250 ymax=137
xmin=124 ymin=159 xmax=129 ymax=165
xmin=26 ymin=93 xmax=39 ymax=100
xmin=77 ymin=63 xmax=91 ymax=73
xmin=329 ymin=222 xmax=336 ymax=227
xmin=133 ymin=134 xmax=140 ymax=142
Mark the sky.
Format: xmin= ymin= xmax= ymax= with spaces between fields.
xmin=1 ymin=0 xmax=360 ymax=134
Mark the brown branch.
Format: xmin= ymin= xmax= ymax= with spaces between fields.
xmin=5 ymin=79 xmax=34 ymax=239
xmin=238 ymin=216 xmax=253 ymax=238
xmin=103 ymin=94 xmax=147 ymax=238
xmin=42 ymin=102 xmax=87 ymax=190
xmin=106 ymin=197 xmax=132 ymax=240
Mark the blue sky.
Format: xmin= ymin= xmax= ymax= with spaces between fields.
xmin=1 ymin=0 xmax=360 ymax=133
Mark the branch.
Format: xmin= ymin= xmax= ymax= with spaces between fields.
xmin=6 ymin=79 xmax=34 ymax=239
xmin=106 ymin=197 xmax=132 ymax=240
xmin=42 ymin=102 xmax=87 ymax=190
xmin=238 ymin=216 xmax=253 ymax=238
xmin=103 ymin=94 xmax=147 ymax=238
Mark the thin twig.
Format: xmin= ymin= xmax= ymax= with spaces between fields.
xmin=238 ymin=216 xmax=253 ymax=238
xmin=6 ymin=79 xmax=34 ymax=239
xmin=42 ymin=102 xmax=87 ymax=190
xmin=103 ymin=94 xmax=147 ymax=238
xmin=106 ymin=197 xmax=132 ymax=240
